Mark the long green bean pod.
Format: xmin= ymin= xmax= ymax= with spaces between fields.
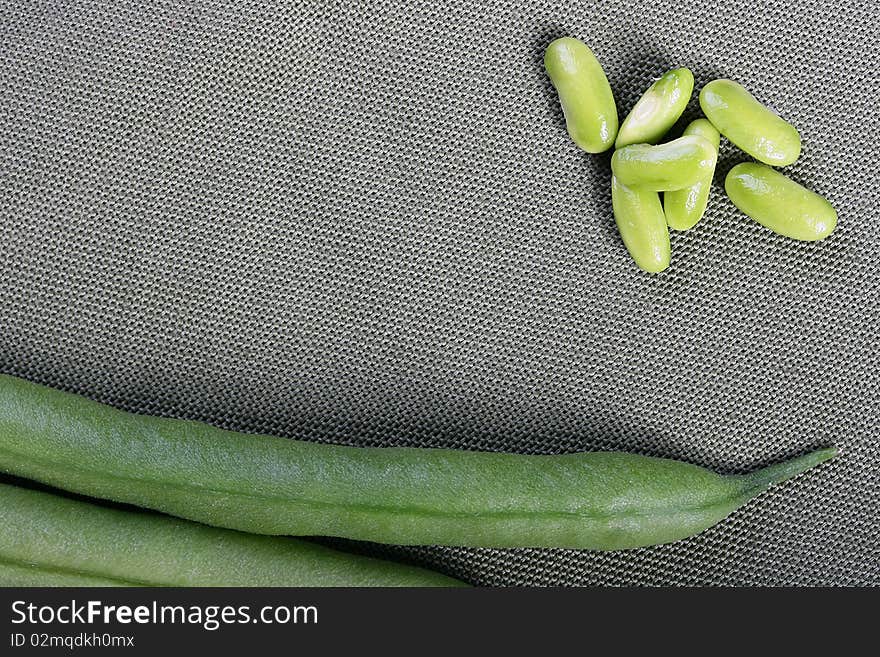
xmin=0 ymin=374 xmax=835 ymax=550
xmin=0 ymin=483 xmax=463 ymax=587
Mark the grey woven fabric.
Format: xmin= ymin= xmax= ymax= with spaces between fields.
xmin=0 ymin=0 xmax=877 ymax=586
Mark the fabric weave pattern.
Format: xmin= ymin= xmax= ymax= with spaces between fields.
xmin=0 ymin=0 xmax=876 ymax=585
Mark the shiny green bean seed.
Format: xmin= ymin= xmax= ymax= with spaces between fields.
xmin=611 ymin=175 xmax=671 ymax=273
xmin=544 ymin=37 xmax=618 ymax=153
xmin=700 ymin=79 xmax=801 ymax=166
xmin=615 ymin=68 xmax=694 ymax=148
xmin=663 ymin=119 xmax=721 ymax=230
xmin=611 ymin=135 xmax=717 ymax=191
xmin=724 ymin=163 xmax=837 ymax=241
xmin=0 ymin=483 xmax=464 ymax=587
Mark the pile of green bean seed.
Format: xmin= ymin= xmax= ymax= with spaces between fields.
xmin=544 ymin=37 xmax=837 ymax=272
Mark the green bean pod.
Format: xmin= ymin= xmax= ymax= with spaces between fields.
xmin=611 ymin=135 xmax=717 ymax=191
xmin=663 ymin=119 xmax=721 ymax=230
xmin=0 ymin=483 xmax=464 ymax=587
xmin=611 ymin=175 xmax=671 ymax=273
xmin=0 ymin=375 xmax=835 ymax=550
xmin=700 ymin=79 xmax=801 ymax=166
xmin=544 ymin=37 xmax=618 ymax=153
xmin=724 ymin=163 xmax=837 ymax=241
xmin=616 ymin=67 xmax=694 ymax=148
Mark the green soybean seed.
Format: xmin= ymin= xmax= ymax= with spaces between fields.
xmin=615 ymin=68 xmax=694 ymax=148
xmin=0 ymin=483 xmax=464 ymax=587
xmin=611 ymin=176 xmax=671 ymax=273
xmin=544 ymin=37 xmax=618 ymax=153
xmin=0 ymin=375 xmax=836 ymax=550
xmin=700 ymin=79 xmax=801 ymax=166
xmin=664 ymin=119 xmax=721 ymax=230
xmin=611 ymin=135 xmax=717 ymax=191
xmin=724 ymin=163 xmax=837 ymax=241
